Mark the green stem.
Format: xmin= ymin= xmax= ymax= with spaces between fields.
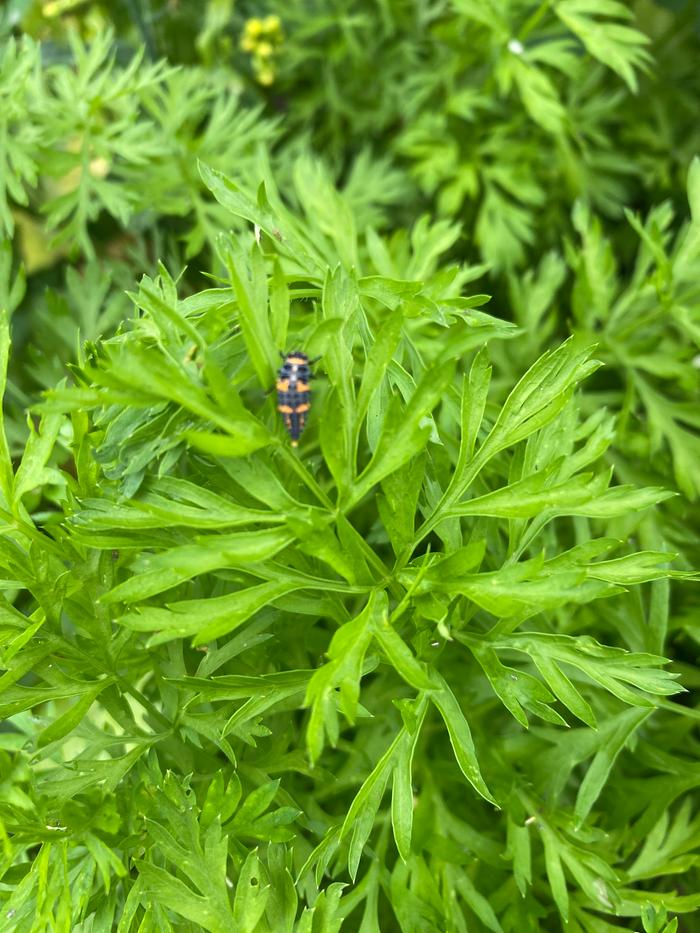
xmin=520 ymin=0 xmax=553 ymax=41
xmin=276 ymin=443 xmax=334 ymax=510
xmin=411 ymin=456 xmax=484 ymax=556
xmin=0 ymin=506 xmax=67 ymax=559
xmin=116 ymin=675 xmax=172 ymax=732
xmin=341 ymin=520 xmax=401 ymax=598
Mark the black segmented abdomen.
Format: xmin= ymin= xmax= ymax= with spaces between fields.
xmin=276 ymin=364 xmax=312 ymax=444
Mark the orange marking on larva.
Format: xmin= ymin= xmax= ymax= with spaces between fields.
xmin=287 ymin=356 xmax=307 ymax=365
xmin=295 ymin=381 xmax=309 ymax=392
xmin=294 ymin=403 xmax=310 ymax=413
xmin=276 ymin=379 xmax=290 ymax=391
xmin=278 ymin=404 xmax=293 ymax=413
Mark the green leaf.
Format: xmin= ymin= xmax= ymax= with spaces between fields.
xmin=103 ymin=528 xmax=295 ymax=603
xmin=454 ymin=869 xmax=504 ymax=933
xmin=465 ymin=637 xmax=565 ymax=727
xmin=556 ymin=0 xmax=652 ymax=91
xmin=460 ymin=347 xmax=492 ymax=466
xmin=506 ymin=816 xmax=532 ymax=896
xmin=688 ymin=156 xmax=700 ymax=225
xmin=481 ymin=338 xmax=600 ymax=458
xmin=200 ymin=162 xmax=320 ymax=271
xmin=13 ymin=412 xmax=63 ymax=506
xmin=529 ymin=651 xmax=597 ymax=727
xmin=135 ymin=861 xmax=235 ymax=932
xmin=419 ymin=338 xmax=600 ymax=544
xmin=377 ymin=454 xmax=426 ymax=558
xmin=37 ymin=680 xmax=112 ymax=747
xmin=233 ymin=849 xmax=270 ymax=933
xmin=289 ymin=514 xmax=358 ymax=584
xmin=225 ymin=237 xmax=276 ymax=389
xmin=391 ymin=698 xmax=428 ymax=862
xmin=321 ymin=266 xmax=358 ymax=492
xmin=356 ymin=308 xmax=403 ymax=431
xmin=304 ymin=591 xmax=385 ymax=763
xmin=430 ymin=673 xmax=496 ymax=804
xmin=351 ymin=361 xmax=453 ymax=506
xmin=265 ymin=845 xmax=298 ymax=933
xmin=372 ymin=622 xmax=434 ymax=691
xmin=0 ymin=310 xmax=13 ymax=503
xmin=511 ymin=58 xmax=566 ymax=135
xmin=119 ymin=579 xmax=300 ymax=645
xmin=506 ymin=633 xmax=683 ymax=706
xmin=574 ymin=708 xmax=651 ymax=824
xmin=540 ymin=825 xmax=569 ymax=921
xmin=342 ymin=740 xmax=395 ymax=881
xmin=442 ymin=562 xmax=611 ymax=617
xmin=449 ymin=470 xmax=674 ymax=521
xmin=586 ymin=552 xmax=695 ymax=585
xmin=185 ymin=426 xmax=271 ymax=458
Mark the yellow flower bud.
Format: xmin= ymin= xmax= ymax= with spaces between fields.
xmin=244 ymin=18 xmax=263 ymax=38
xmin=263 ymin=14 xmax=281 ymax=34
xmin=89 ymin=157 xmax=110 ymax=179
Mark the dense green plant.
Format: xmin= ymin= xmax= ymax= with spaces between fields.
xmin=7 ymin=2 xmax=700 ymax=275
xmin=499 ymin=161 xmax=700 ymax=507
xmin=0 ymin=162 xmax=697 ymax=931
xmin=0 ymin=29 xmax=276 ymax=258
xmin=0 ymin=2 xmax=699 ymax=931
xmin=234 ymin=0 xmax=700 ymax=270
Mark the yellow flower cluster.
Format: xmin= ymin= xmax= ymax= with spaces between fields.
xmin=240 ymin=15 xmax=283 ymax=86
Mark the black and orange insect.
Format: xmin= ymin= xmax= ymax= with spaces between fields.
xmin=276 ymin=351 xmax=316 ymax=447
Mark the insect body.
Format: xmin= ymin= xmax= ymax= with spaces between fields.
xmin=276 ymin=351 xmax=313 ymax=447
